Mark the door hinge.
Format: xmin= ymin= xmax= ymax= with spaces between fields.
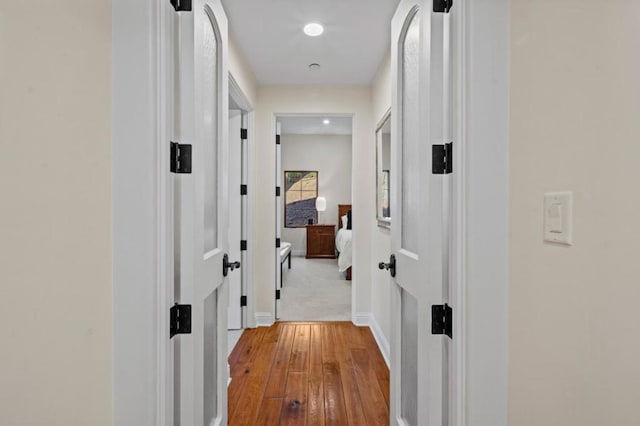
xmin=431 ymin=303 xmax=453 ymax=339
xmin=241 ymin=184 xmax=248 ymax=195
xmin=170 ymin=303 xmax=192 ymax=338
xmin=170 ymin=142 xmax=192 ymax=174
xmin=241 ymin=240 xmax=248 ymax=251
xmin=276 ymin=186 xmax=281 ymax=197
xmin=276 ymin=135 xmax=281 ymax=145
xmin=276 ymin=289 xmax=281 ymax=300
xmin=432 ymin=142 xmax=453 ymax=174
xmin=170 ymin=0 xmax=192 ymax=12
xmin=433 ymin=0 xmax=453 ymax=13
xmin=276 ymin=238 xmax=281 ymax=248
xmin=240 ymin=296 xmax=247 ymax=307
xmin=241 ymin=128 xmax=248 ymax=140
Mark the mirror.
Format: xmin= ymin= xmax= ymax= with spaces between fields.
xmin=376 ymin=112 xmax=391 ymax=228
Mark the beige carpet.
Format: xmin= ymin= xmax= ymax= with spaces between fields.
xmin=279 ymin=257 xmax=351 ymax=321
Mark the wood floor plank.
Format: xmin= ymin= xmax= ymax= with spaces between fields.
xmin=231 ymin=327 xmax=267 ymax=377
xmin=321 ymin=325 xmax=348 ymax=426
xmin=289 ymin=325 xmax=311 ymax=373
xmin=254 ymin=398 xmax=283 ymax=426
xmin=229 ymin=322 xmax=389 ymax=426
xmin=227 ymin=374 xmax=247 ymax=421
xmin=250 ymin=341 xmax=278 ymax=378
xmin=334 ymin=324 xmax=368 ymax=426
xmin=358 ymin=327 xmax=390 ymax=405
xmin=228 ymin=374 xmax=268 ymax=426
xmin=351 ymin=348 xmax=390 ymax=426
xmin=263 ymin=324 xmax=296 ymax=398
xmin=307 ymin=325 xmax=325 ymax=426
xmin=280 ymin=372 xmax=309 ymax=426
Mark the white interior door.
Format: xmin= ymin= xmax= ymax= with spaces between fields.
xmin=174 ymin=1 xmax=231 ymax=425
xmin=228 ymin=109 xmax=242 ymax=330
xmin=387 ymin=1 xmax=453 ymax=425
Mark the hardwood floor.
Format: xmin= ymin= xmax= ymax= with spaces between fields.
xmin=228 ymin=322 xmax=390 ymax=425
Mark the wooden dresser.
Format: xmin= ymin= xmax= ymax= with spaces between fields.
xmin=306 ymin=225 xmax=336 ymax=259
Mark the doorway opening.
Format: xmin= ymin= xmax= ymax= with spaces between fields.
xmin=274 ymin=115 xmax=354 ymax=321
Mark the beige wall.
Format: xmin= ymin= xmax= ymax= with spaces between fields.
xmin=229 ymin=31 xmax=257 ymax=107
xmin=253 ymin=86 xmax=374 ymax=318
xmin=281 ymin=134 xmax=352 ymax=253
xmin=509 ymin=1 xmax=640 ymax=424
xmin=0 ymin=2 xmax=112 ymax=425
xmin=370 ymin=52 xmax=392 ymax=345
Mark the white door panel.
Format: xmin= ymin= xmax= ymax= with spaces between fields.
xmin=388 ymin=1 xmax=454 ymax=425
xmin=175 ymin=1 xmax=230 ymax=425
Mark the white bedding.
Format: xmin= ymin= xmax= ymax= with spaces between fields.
xmin=335 ymin=228 xmax=352 ymax=272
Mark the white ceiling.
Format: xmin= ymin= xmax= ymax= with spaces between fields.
xmin=279 ymin=116 xmax=352 ymax=135
xmin=221 ymin=0 xmax=400 ymax=86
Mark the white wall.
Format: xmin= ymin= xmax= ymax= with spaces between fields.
xmin=0 ymin=2 xmax=113 ymax=425
xmin=253 ymin=87 xmax=374 ymax=320
xmin=509 ymin=1 xmax=640 ymax=425
xmin=370 ymin=52 xmax=393 ymax=345
xmin=281 ymin=134 xmax=353 ymax=253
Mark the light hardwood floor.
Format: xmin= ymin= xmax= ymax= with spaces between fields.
xmin=228 ymin=321 xmax=390 ymax=425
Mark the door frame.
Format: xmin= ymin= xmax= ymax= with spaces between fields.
xmin=112 ymin=0 xmax=509 ymax=424
xmin=229 ymin=74 xmax=255 ymax=329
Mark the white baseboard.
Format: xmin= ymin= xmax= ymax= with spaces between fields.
xmin=254 ymin=312 xmax=274 ymax=327
xmin=367 ymin=313 xmax=390 ymax=368
xmin=353 ymin=312 xmax=370 ymax=326
xmin=352 ymin=312 xmax=390 ymax=368
xmin=292 ymin=249 xmax=305 ymax=257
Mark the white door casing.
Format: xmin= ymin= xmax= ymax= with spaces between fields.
xmin=175 ymin=1 xmax=230 ymax=425
xmin=389 ymin=1 xmax=454 ymax=425
xmin=228 ymin=109 xmax=242 ymax=330
xmin=274 ymin=121 xmax=282 ymax=320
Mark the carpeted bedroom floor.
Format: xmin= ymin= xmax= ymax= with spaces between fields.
xmin=279 ymin=257 xmax=351 ymax=321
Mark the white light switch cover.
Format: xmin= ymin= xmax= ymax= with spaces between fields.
xmin=544 ymin=192 xmax=573 ymax=245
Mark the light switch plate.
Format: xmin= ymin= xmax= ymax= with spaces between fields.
xmin=544 ymin=192 xmax=573 ymax=245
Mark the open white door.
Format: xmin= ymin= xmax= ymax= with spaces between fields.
xmin=385 ymin=1 xmax=454 ymax=425
xmin=174 ymin=1 xmax=233 ymax=425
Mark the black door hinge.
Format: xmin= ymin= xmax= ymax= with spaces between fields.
xmin=276 ymin=186 xmax=281 ymax=197
xmin=432 ymin=142 xmax=453 ymax=174
xmin=240 ymin=295 xmax=247 ymax=307
xmin=170 ymin=0 xmax=192 ymax=12
xmin=433 ymin=0 xmax=453 ymax=13
xmin=241 ymin=184 xmax=248 ymax=195
xmin=240 ymin=240 xmax=248 ymax=251
xmin=170 ymin=303 xmax=192 ymax=338
xmin=241 ymin=128 xmax=248 ymax=140
xmin=431 ymin=303 xmax=453 ymax=339
xmin=276 ymin=289 xmax=281 ymax=300
xmin=170 ymin=142 xmax=192 ymax=174
xmin=276 ymin=238 xmax=281 ymax=248
xmin=276 ymin=135 xmax=281 ymax=145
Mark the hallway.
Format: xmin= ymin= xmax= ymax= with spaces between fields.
xmin=228 ymin=322 xmax=389 ymax=425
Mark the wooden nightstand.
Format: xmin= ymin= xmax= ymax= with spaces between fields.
xmin=306 ymin=225 xmax=336 ymax=259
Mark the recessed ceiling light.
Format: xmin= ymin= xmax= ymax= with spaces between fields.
xmin=303 ymin=23 xmax=324 ymax=37
xmin=323 ymin=119 xmax=331 ymax=125
xmin=308 ymin=63 xmax=321 ymax=70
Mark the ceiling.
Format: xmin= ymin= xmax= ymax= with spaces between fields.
xmin=279 ymin=116 xmax=352 ymax=135
xmin=221 ymin=0 xmax=400 ymax=86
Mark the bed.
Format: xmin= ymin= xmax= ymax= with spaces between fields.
xmin=336 ymin=204 xmax=353 ymax=280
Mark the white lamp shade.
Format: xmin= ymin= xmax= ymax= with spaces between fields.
xmin=315 ymin=197 xmax=327 ymax=212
